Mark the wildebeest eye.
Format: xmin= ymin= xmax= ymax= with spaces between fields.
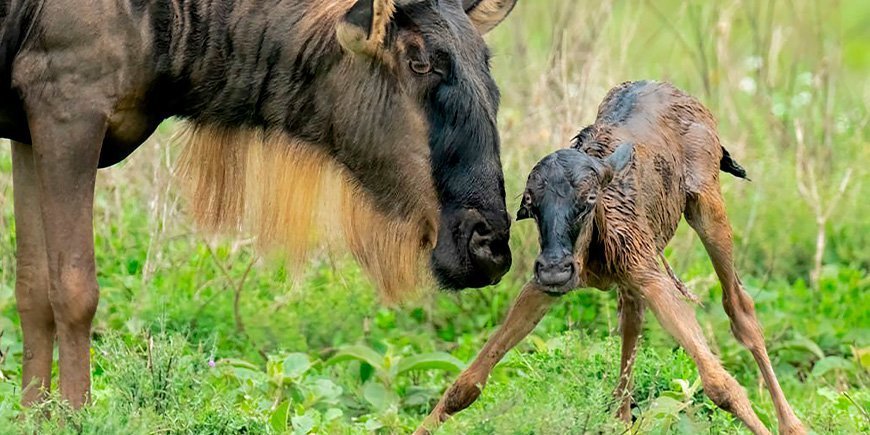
xmin=409 ymin=59 xmax=433 ymax=75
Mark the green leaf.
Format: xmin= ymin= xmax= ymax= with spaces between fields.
xmin=220 ymin=358 xmax=261 ymax=372
xmin=323 ymin=408 xmax=343 ymax=422
xmin=326 ymin=345 xmax=385 ymax=372
xmin=772 ymin=335 xmax=825 ymax=360
xmin=291 ymin=412 xmax=316 ymax=435
xmin=395 ymin=352 xmax=466 ymax=376
xmin=363 ymin=382 xmax=395 ymax=411
xmin=270 ymin=400 xmax=290 ymax=434
xmin=812 ymin=356 xmax=857 ymax=378
xmin=646 ymin=395 xmax=688 ymax=418
xmin=309 ymin=378 xmax=342 ymax=403
xmin=283 ymin=353 xmax=312 ymax=379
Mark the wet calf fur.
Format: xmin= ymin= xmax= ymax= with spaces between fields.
xmin=417 ymin=81 xmax=806 ymax=435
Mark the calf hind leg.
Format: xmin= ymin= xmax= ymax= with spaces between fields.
xmin=686 ymin=188 xmax=805 ymax=434
xmin=614 ymin=289 xmax=644 ymax=423
xmin=11 ymin=141 xmax=55 ymax=405
xmin=637 ymin=274 xmax=770 ymax=435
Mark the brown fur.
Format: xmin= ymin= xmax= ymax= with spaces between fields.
xmin=419 ymin=82 xmax=807 ymax=435
xmin=175 ymin=124 xmax=437 ymax=302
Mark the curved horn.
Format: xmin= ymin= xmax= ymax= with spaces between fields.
xmin=337 ymin=0 xmax=397 ymax=54
xmin=462 ymin=0 xmax=518 ymax=35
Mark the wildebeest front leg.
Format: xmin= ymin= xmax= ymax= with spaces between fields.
xmin=11 ymin=141 xmax=55 ymax=405
xmin=26 ymin=108 xmax=105 ymax=409
xmin=614 ymin=288 xmax=644 ymax=423
xmin=415 ymin=282 xmax=557 ymax=435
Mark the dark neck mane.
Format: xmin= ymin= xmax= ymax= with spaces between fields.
xmin=149 ymin=0 xmax=344 ymax=138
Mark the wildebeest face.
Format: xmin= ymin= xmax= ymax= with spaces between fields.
xmin=335 ymin=0 xmax=516 ymax=290
xmin=517 ymin=145 xmax=634 ymax=294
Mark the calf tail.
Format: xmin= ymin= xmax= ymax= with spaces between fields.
xmin=720 ymin=146 xmax=749 ymax=180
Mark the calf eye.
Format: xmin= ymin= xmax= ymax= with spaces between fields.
xmin=409 ymin=60 xmax=433 ymax=75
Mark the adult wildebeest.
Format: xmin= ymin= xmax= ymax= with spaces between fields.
xmin=417 ymin=81 xmax=806 ymax=434
xmin=0 ymin=0 xmax=518 ymax=408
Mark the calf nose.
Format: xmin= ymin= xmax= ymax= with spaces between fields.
xmin=534 ymin=255 xmax=575 ymax=289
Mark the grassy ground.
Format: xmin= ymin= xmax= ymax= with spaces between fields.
xmin=1 ymin=0 xmax=868 ymax=433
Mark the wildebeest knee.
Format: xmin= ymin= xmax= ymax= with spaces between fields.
xmin=702 ymin=374 xmax=741 ymax=412
xmin=442 ymin=377 xmax=484 ymax=415
xmin=48 ymin=267 xmax=99 ymax=327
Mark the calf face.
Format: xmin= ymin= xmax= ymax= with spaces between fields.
xmin=517 ymin=144 xmax=634 ymax=294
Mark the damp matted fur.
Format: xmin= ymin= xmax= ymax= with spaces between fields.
xmin=174 ymin=123 xmax=435 ymax=303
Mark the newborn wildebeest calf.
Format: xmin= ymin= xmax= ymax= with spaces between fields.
xmin=417 ymin=81 xmax=805 ymax=435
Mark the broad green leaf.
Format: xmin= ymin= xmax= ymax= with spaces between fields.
xmin=363 ymin=382 xmax=395 ymax=411
xmin=395 ymin=352 xmax=466 ymax=376
xmin=812 ymin=356 xmax=857 ymax=378
xmin=363 ymin=418 xmax=384 ymax=431
xmin=291 ymin=412 xmax=316 ymax=435
xmin=309 ymin=378 xmax=342 ymax=402
xmin=772 ymin=335 xmax=825 ymax=360
xmin=326 ymin=345 xmax=385 ymax=371
xmin=323 ymin=408 xmax=343 ymax=422
xmin=646 ymin=395 xmax=688 ymax=418
xmin=283 ymin=353 xmax=312 ymax=379
xmin=270 ymin=400 xmax=290 ymax=433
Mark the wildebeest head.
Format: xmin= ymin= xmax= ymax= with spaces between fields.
xmin=516 ymin=144 xmax=634 ymax=294
xmin=333 ymin=0 xmax=516 ymax=290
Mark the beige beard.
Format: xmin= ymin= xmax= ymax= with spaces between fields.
xmin=175 ymin=123 xmax=435 ymax=303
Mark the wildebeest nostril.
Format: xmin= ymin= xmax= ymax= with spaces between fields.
xmin=468 ymin=226 xmax=511 ymax=283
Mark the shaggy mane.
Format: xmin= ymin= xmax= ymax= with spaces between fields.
xmin=174 ymin=123 xmax=435 ymax=303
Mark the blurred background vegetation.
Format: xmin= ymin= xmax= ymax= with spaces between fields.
xmin=0 ymin=0 xmax=867 ymax=433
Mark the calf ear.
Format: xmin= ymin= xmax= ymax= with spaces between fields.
xmin=605 ymin=143 xmax=634 ymax=176
xmin=337 ymin=0 xmax=396 ymax=55
xmin=463 ymin=0 xmax=519 ymax=35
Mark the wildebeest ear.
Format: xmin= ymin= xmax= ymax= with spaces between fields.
xmin=463 ymin=0 xmax=519 ymax=35
xmin=599 ymin=143 xmax=634 ymax=185
xmin=337 ymin=0 xmax=396 ymax=55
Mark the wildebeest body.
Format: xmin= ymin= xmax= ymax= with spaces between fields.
xmin=1 ymin=0 xmax=519 ymax=408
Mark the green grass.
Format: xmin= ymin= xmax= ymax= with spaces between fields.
xmin=1 ymin=0 xmax=868 ymax=433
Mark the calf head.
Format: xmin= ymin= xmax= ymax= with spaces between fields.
xmin=334 ymin=0 xmax=516 ymax=290
xmin=516 ymin=144 xmax=634 ymax=294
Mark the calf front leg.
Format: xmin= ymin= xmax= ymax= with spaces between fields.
xmin=415 ymin=282 xmax=557 ymax=435
xmin=635 ymin=273 xmax=770 ymax=435
xmin=11 ymin=141 xmax=55 ymax=405
xmin=614 ymin=288 xmax=644 ymax=423
xmin=26 ymin=105 xmax=105 ymax=409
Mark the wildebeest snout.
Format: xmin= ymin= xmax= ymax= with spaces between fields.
xmin=534 ymin=251 xmax=576 ymax=292
xmin=467 ymin=212 xmax=511 ymax=284
xmin=432 ymin=208 xmax=511 ymax=289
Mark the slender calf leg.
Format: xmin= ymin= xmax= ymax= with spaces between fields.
xmin=686 ymin=188 xmax=805 ymax=434
xmin=614 ymin=288 xmax=644 ymax=423
xmin=11 ymin=141 xmax=56 ymax=406
xmin=415 ymin=282 xmax=557 ymax=435
xmin=25 ymin=108 xmax=105 ymax=409
xmin=636 ymin=273 xmax=770 ymax=435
